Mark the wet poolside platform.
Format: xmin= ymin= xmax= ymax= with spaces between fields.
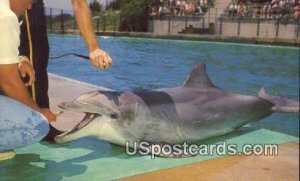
xmin=48 ymin=74 xmax=299 ymax=181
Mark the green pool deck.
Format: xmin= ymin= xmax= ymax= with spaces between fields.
xmin=41 ymin=74 xmax=299 ymax=180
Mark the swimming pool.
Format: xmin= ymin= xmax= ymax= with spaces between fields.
xmin=1 ymin=35 xmax=299 ymax=180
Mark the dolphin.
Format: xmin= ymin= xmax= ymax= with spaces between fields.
xmin=55 ymin=63 xmax=299 ymax=156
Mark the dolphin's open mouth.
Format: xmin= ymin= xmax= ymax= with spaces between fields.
xmin=56 ymin=113 xmax=99 ymax=138
xmin=55 ymin=99 xmax=120 ymax=143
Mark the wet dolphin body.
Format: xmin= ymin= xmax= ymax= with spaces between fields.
xmin=55 ymin=63 xmax=299 ymax=155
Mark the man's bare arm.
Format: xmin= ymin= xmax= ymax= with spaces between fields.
xmin=0 ymin=64 xmax=57 ymax=121
xmin=0 ymin=64 xmax=41 ymax=111
xmin=72 ymin=0 xmax=98 ymax=51
xmin=71 ymin=0 xmax=112 ymax=69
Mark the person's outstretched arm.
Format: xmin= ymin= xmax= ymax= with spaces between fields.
xmin=71 ymin=0 xmax=112 ymax=69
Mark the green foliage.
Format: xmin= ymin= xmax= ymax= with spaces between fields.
xmin=89 ymin=0 xmax=102 ymax=13
xmin=54 ymin=13 xmax=72 ymax=19
xmin=106 ymin=0 xmax=122 ymax=10
xmin=48 ymin=0 xmax=156 ymax=32
xmin=119 ymin=0 xmax=155 ymax=32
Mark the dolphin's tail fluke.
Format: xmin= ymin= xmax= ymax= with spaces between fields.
xmin=259 ymin=87 xmax=299 ymax=113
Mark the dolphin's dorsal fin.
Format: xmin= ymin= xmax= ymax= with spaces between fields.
xmin=183 ymin=63 xmax=215 ymax=88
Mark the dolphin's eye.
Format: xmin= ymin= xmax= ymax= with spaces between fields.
xmin=110 ymin=113 xmax=119 ymax=119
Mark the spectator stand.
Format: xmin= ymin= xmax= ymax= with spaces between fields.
xmin=222 ymin=0 xmax=300 ymax=24
xmin=148 ymin=0 xmax=215 ymax=20
xmin=148 ymin=0 xmax=218 ymax=34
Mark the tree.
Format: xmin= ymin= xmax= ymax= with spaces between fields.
xmin=89 ymin=0 xmax=102 ymax=13
xmin=106 ymin=0 xmax=122 ymax=10
xmin=119 ymin=0 xmax=155 ymax=32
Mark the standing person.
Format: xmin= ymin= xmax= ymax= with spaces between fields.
xmin=294 ymin=3 xmax=300 ymax=19
xmin=229 ymin=3 xmax=234 ymax=17
xmin=0 ymin=0 xmax=55 ymax=159
xmin=19 ymin=0 xmax=113 ymax=141
xmin=19 ymin=0 xmax=50 ymax=115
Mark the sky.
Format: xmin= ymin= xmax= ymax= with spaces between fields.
xmin=44 ymin=0 xmax=113 ymax=10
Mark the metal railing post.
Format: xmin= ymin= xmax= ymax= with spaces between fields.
xmin=97 ymin=17 xmax=100 ymax=32
xmin=113 ymin=14 xmax=117 ymax=32
xmin=237 ymin=17 xmax=241 ymax=36
xmin=220 ymin=17 xmax=223 ymax=35
xmin=215 ymin=8 xmax=218 ymax=22
xmin=60 ymin=9 xmax=64 ymax=33
xmin=256 ymin=17 xmax=260 ymax=37
xmin=135 ymin=16 xmax=138 ymax=32
xmin=296 ymin=18 xmax=300 ymax=38
xmin=50 ymin=8 xmax=53 ymax=33
xmin=208 ymin=8 xmax=211 ymax=23
xmin=73 ymin=16 xmax=76 ymax=31
xmin=103 ymin=15 xmax=106 ymax=32
xmin=276 ymin=21 xmax=279 ymax=38
xmin=185 ymin=17 xmax=188 ymax=28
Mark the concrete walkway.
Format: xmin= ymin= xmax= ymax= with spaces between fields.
xmin=48 ymin=74 xmax=299 ymax=181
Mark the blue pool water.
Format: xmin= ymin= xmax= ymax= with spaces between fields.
xmin=48 ymin=35 xmax=299 ymax=93
xmin=1 ymin=35 xmax=299 ymax=180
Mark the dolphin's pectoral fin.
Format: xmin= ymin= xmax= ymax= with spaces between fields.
xmin=139 ymin=141 xmax=196 ymax=158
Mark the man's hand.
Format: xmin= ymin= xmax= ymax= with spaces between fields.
xmin=40 ymin=108 xmax=63 ymax=122
xmin=18 ymin=56 xmax=35 ymax=87
xmin=89 ymin=48 xmax=113 ymax=70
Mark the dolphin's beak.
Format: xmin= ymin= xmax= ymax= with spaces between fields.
xmin=58 ymin=101 xmax=120 ymax=118
xmin=58 ymin=102 xmax=91 ymax=113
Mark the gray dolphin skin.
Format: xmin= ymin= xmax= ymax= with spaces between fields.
xmin=55 ymin=63 xmax=299 ymax=155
